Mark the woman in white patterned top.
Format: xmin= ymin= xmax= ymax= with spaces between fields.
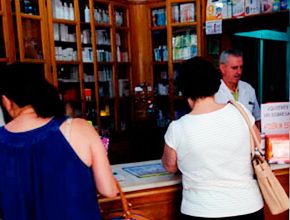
xmin=162 ymin=57 xmax=264 ymax=220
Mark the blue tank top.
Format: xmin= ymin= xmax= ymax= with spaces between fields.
xmin=0 ymin=117 xmax=102 ymax=220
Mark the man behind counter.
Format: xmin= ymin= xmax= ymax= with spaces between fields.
xmin=215 ymin=49 xmax=261 ymax=129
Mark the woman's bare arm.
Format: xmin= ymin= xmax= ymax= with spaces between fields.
xmin=64 ymin=119 xmax=118 ymax=198
xmin=162 ymin=144 xmax=178 ymax=173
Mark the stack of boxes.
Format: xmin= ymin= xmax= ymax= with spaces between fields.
xmin=206 ymin=0 xmax=288 ymax=21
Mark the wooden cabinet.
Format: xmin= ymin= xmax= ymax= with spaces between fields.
xmin=45 ymin=0 xmax=132 ymax=131
xmin=113 ymin=3 xmax=133 ymax=131
xmin=13 ymin=0 xmax=49 ymax=62
xmin=10 ymin=0 xmax=51 ymax=78
xmin=89 ymin=0 xmax=132 ymax=131
xmin=99 ymin=185 xmax=182 ymax=220
xmin=148 ymin=2 xmax=170 ymax=126
xmin=147 ymin=0 xmax=202 ymax=125
xmin=166 ymin=0 xmax=202 ymax=118
xmin=0 ymin=0 xmax=15 ymax=63
xmin=1 ymin=0 xmax=202 ymax=134
xmin=47 ymin=0 xmax=85 ymax=121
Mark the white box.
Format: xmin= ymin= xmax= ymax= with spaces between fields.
xmin=232 ymin=0 xmax=245 ymax=18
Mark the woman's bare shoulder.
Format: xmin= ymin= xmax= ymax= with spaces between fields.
xmin=70 ymin=118 xmax=99 ymax=138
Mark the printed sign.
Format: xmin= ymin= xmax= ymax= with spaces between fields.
xmin=205 ymin=20 xmax=222 ymax=35
xmin=261 ymin=102 xmax=290 ymax=135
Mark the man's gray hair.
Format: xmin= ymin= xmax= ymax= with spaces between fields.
xmin=219 ymin=49 xmax=243 ymax=64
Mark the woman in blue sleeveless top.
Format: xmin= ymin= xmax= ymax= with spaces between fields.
xmin=0 ymin=64 xmax=118 ymax=220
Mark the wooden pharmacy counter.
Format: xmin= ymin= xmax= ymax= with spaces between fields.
xmin=99 ymin=160 xmax=289 ymax=220
xmin=99 ymin=160 xmax=182 ymax=219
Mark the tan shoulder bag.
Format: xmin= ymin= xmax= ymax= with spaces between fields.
xmin=230 ymin=100 xmax=289 ymax=215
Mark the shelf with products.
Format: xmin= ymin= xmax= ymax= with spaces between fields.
xmin=113 ymin=3 xmax=132 ymax=131
xmin=75 ymin=0 xmax=132 ymax=132
xmin=113 ymin=4 xmax=131 ymax=65
xmin=116 ymin=63 xmax=132 ymax=131
xmin=153 ymin=64 xmax=169 ymax=97
xmin=204 ymin=5 xmax=289 ymax=104
xmin=11 ymin=0 xmax=49 ymax=62
xmin=152 ymin=29 xmax=168 ymax=63
xmin=95 ymin=27 xmax=113 ymax=62
xmin=151 ymin=5 xmax=167 ymax=27
xmin=53 ymin=21 xmax=80 ymax=62
xmin=115 ymin=29 xmax=130 ymax=63
xmin=150 ymin=4 xmax=168 ymax=91
xmin=92 ymin=0 xmax=115 ymax=131
xmin=204 ymin=10 xmax=289 ymax=63
xmin=79 ymin=0 xmax=100 ymax=125
xmin=150 ymin=4 xmax=167 ymax=64
xmin=149 ymin=3 xmax=170 ymax=128
xmin=167 ymin=0 xmax=201 ymax=119
xmin=148 ymin=0 xmax=201 ymax=127
xmin=171 ymin=0 xmax=196 ymax=24
xmin=46 ymin=0 xmax=131 ymax=132
xmin=0 ymin=0 xmax=15 ymax=62
xmin=171 ymin=26 xmax=198 ymax=61
xmin=47 ymin=0 xmax=85 ymax=122
xmin=57 ymin=64 xmax=82 ymax=100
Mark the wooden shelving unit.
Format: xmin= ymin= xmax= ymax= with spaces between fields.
xmin=13 ymin=0 xmax=49 ymax=63
xmin=45 ymin=0 xmax=132 ymax=133
xmin=0 ymin=0 xmax=15 ymax=63
xmin=148 ymin=0 xmax=202 ymax=127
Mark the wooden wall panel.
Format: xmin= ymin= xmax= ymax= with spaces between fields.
xmin=129 ymin=4 xmax=153 ymax=87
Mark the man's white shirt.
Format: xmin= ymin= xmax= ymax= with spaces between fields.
xmin=215 ymin=80 xmax=261 ymax=121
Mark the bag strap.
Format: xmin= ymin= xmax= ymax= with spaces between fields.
xmin=115 ymin=179 xmax=132 ymax=218
xmin=229 ymin=100 xmax=263 ymax=157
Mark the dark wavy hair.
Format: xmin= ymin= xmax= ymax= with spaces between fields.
xmin=0 ymin=63 xmax=65 ymax=118
xmin=177 ymin=57 xmax=221 ymax=100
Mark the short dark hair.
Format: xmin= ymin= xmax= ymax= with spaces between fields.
xmin=0 ymin=63 xmax=65 ymax=118
xmin=219 ymin=49 xmax=243 ymax=64
xmin=177 ymin=57 xmax=220 ymax=100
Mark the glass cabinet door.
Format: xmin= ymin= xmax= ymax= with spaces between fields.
xmin=93 ymin=1 xmax=115 ymax=131
xmin=0 ymin=0 xmax=15 ymax=62
xmin=168 ymin=0 xmax=201 ymax=119
xmin=13 ymin=0 xmax=48 ymax=62
xmin=150 ymin=5 xmax=171 ymax=128
xmin=0 ymin=12 xmax=6 ymax=59
xmin=47 ymin=0 xmax=84 ymax=119
xmin=113 ymin=4 xmax=132 ymax=131
xmin=114 ymin=6 xmax=130 ymax=62
xmin=21 ymin=18 xmax=43 ymax=59
xmin=79 ymin=0 xmax=98 ymax=126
